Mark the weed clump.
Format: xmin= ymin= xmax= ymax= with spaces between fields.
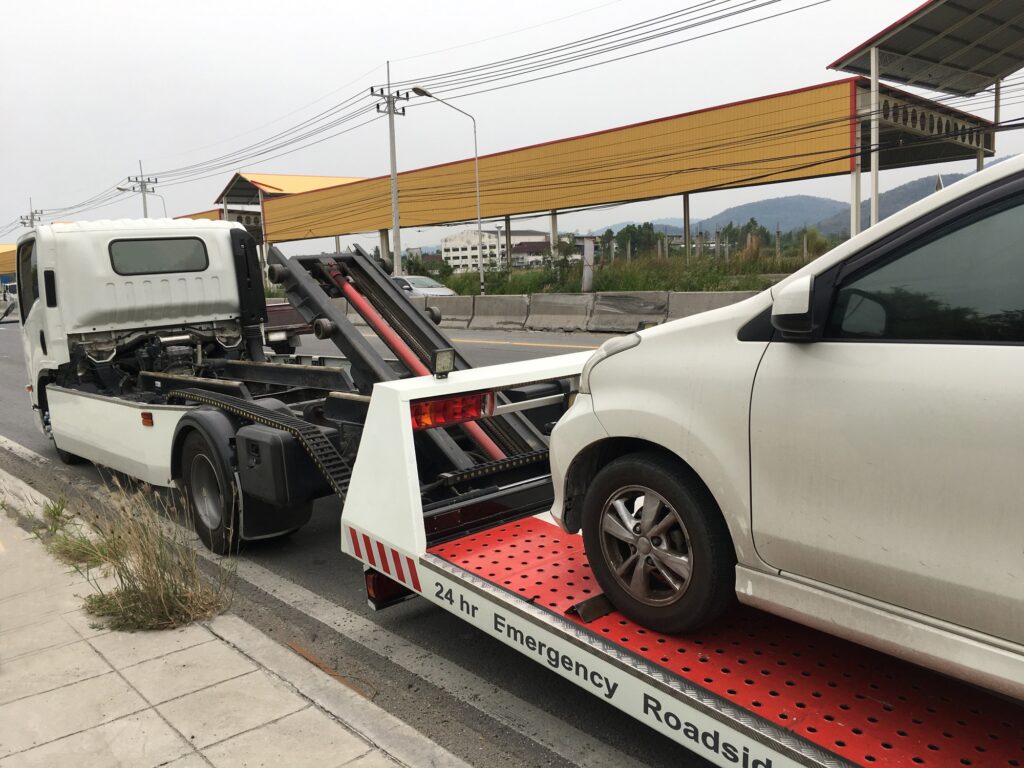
xmin=44 ymin=490 xmax=232 ymax=630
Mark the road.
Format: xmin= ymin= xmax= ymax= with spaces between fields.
xmin=0 ymin=319 xmax=710 ymax=768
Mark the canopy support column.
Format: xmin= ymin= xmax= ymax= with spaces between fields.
xmin=504 ymin=215 xmax=512 ymax=272
xmin=379 ymin=229 xmax=390 ymax=266
xmin=683 ymin=193 xmax=691 ymax=264
xmin=870 ymin=46 xmax=880 ymax=228
xmin=549 ymin=210 xmax=558 ymax=262
xmin=850 ymin=114 xmax=862 ymax=237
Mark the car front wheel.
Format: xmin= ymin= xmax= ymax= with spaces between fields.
xmin=581 ymin=452 xmax=735 ymax=633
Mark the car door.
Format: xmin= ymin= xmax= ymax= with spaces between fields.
xmin=750 ymin=189 xmax=1024 ymax=644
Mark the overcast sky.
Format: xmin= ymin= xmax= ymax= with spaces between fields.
xmin=3 ymin=0 xmax=1021 ymax=254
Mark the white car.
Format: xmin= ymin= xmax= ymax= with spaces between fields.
xmin=549 ymin=153 xmax=1024 ymax=700
xmin=392 ymin=275 xmax=456 ymax=297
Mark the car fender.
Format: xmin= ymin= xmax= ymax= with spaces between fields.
xmin=583 ymin=303 xmax=772 ymax=568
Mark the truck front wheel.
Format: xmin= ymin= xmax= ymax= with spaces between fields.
xmin=181 ymin=431 xmax=240 ymax=555
xmin=581 ymin=452 xmax=735 ymax=634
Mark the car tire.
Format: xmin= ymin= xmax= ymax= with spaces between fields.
xmin=181 ymin=431 xmax=240 ymax=555
xmin=581 ymin=452 xmax=735 ymax=633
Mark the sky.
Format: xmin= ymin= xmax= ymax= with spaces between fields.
xmin=3 ymin=0 xmax=1021 ymax=255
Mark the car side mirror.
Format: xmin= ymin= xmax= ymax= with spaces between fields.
xmin=771 ymin=275 xmax=816 ymax=337
xmin=401 ymin=284 xmax=413 ymax=291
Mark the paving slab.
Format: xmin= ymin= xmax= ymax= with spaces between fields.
xmin=120 ymin=637 xmax=253 ymax=704
xmin=88 ymin=623 xmax=213 ymax=669
xmin=0 ymin=672 xmax=146 ymax=757
xmin=0 ymin=709 xmax=192 ymax=768
xmin=342 ymin=752 xmax=401 ymax=768
xmin=0 ymin=636 xmax=110 ymax=704
xmin=157 ymin=670 xmax=307 ymax=748
xmin=204 ymin=706 xmax=370 ymax=768
xmin=0 ymin=614 xmax=81 ymax=662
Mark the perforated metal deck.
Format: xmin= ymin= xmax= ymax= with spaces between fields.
xmin=429 ymin=517 xmax=1024 ymax=768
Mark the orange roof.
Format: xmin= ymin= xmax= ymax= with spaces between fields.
xmin=215 ymin=172 xmax=364 ymax=205
xmin=175 ymin=208 xmax=223 ymax=221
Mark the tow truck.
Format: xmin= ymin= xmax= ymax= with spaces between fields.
xmin=16 ymin=218 xmax=1022 ymax=767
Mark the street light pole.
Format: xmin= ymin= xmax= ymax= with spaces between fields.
xmin=412 ymin=86 xmax=486 ymax=296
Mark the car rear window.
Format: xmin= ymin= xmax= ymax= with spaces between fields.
xmin=109 ymin=237 xmax=209 ymax=276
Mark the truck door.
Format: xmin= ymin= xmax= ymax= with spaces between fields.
xmin=749 ymin=193 xmax=1024 ymax=646
xmin=15 ymin=237 xmax=49 ymax=393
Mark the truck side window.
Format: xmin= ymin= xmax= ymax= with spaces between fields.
xmin=109 ymin=237 xmax=209 ymax=275
xmin=16 ymin=239 xmax=38 ymax=318
xmin=825 ymin=198 xmax=1024 ymax=343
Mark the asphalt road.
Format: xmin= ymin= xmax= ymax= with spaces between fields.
xmin=0 ymin=320 xmax=711 ymax=768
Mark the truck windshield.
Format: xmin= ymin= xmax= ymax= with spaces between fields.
xmin=109 ymin=237 xmax=209 ymax=275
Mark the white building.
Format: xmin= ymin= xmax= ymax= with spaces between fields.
xmin=440 ymin=229 xmax=548 ymax=272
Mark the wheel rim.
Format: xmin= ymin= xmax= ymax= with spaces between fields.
xmin=598 ymin=485 xmax=693 ymax=606
xmin=189 ymin=454 xmax=224 ymax=530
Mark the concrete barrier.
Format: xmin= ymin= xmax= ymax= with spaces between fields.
xmin=667 ymin=291 xmax=759 ymax=319
xmin=587 ymin=291 xmax=668 ymax=333
xmin=430 ymin=295 xmax=475 ymax=329
xmin=469 ymin=295 xmax=530 ymax=330
xmin=525 ymin=293 xmax=594 ymax=332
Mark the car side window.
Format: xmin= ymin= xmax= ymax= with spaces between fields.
xmin=826 ymin=197 xmax=1024 ymax=343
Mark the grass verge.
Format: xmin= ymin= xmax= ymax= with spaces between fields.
xmin=43 ymin=489 xmax=233 ymax=631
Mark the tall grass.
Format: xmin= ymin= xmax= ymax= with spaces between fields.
xmin=45 ymin=490 xmax=233 ymax=631
xmin=442 ymin=256 xmax=781 ymax=295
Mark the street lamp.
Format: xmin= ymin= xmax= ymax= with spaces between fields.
xmin=412 ymin=86 xmax=486 ymax=296
xmin=116 ymin=185 xmax=167 ymax=218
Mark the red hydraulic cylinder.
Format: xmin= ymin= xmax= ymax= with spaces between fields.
xmin=326 ymin=267 xmax=505 ymax=462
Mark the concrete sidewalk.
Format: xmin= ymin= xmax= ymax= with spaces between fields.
xmin=0 ymin=511 xmax=467 ymax=768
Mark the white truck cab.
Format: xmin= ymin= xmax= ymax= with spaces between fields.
xmin=15 ymin=219 xmax=257 ymax=481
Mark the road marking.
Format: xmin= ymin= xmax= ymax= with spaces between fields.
xmin=0 ymin=435 xmax=51 ymax=466
xmin=358 ymin=331 xmax=599 ymax=351
xmin=0 ymin=434 xmax=647 ymax=768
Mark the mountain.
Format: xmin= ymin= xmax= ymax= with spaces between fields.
xmin=814 ymin=172 xmax=968 ymax=235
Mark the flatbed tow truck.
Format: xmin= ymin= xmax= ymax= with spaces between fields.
xmin=342 ymin=354 xmax=1023 ymax=768
xmin=16 ymin=220 xmax=1023 ymax=767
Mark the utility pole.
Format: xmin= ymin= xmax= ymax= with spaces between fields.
xmin=372 ymin=62 xmax=408 ymax=276
xmin=775 ymin=223 xmax=781 ymax=263
xmin=126 ymin=161 xmax=158 ymax=217
xmin=20 ymin=198 xmax=43 ymax=228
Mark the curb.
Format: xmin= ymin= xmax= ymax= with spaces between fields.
xmin=207 ymin=614 xmax=471 ymax=768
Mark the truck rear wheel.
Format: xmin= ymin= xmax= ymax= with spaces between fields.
xmin=53 ymin=441 xmax=84 ymax=465
xmin=181 ymin=431 xmax=240 ymax=555
xmin=581 ymin=452 xmax=735 ymax=634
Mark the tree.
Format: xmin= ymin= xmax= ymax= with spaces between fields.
xmin=614 ymin=222 xmax=660 ymax=257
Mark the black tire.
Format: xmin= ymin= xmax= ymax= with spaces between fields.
xmin=53 ymin=443 xmax=84 ymax=465
xmin=49 ymin=420 xmax=84 ymax=465
xmin=180 ymin=431 xmax=240 ymax=555
xmin=581 ymin=452 xmax=735 ymax=634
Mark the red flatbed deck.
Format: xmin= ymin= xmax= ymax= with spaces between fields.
xmin=430 ymin=517 xmax=1024 ymax=768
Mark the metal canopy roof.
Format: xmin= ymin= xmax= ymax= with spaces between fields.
xmin=215 ymin=172 xmax=365 ymax=206
xmin=829 ymin=0 xmax=1024 ymax=96
xmin=262 ymin=78 xmax=991 ymax=242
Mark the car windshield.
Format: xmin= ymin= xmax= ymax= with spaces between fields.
xmin=404 ymin=276 xmax=444 ymax=288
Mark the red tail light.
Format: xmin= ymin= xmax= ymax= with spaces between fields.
xmin=411 ymin=392 xmax=492 ymax=430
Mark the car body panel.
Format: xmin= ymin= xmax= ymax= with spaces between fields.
xmin=548 ymin=152 xmax=1024 ymax=698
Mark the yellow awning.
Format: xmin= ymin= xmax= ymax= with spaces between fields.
xmin=0 ymin=244 xmax=15 ymax=276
